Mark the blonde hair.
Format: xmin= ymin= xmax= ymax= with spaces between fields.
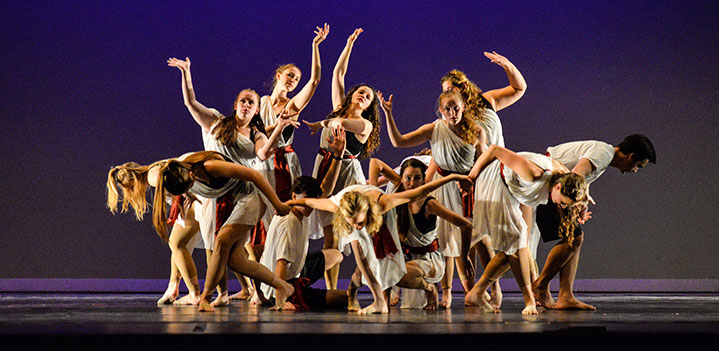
xmin=271 ymin=63 xmax=300 ymax=90
xmin=441 ymin=70 xmax=490 ymax=124
xmin=549 ymin=172 xmax=588 ymax=246
xmin=332 ymin=191 xmax=383 ymax=238
xmin=106 ymin=161 xmax=156 ymax=220
xmin=437 ymin=89 xmax=481 ymax=145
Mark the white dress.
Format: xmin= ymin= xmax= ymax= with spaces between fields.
xmin=476 ymin=152 xmax=553 ymax=255
xmin=430 ymin=120 xmax=475 ymax=257
xmin=308 ymin=128 xmax=366 ymax=240
xmin=257 ymin=96 xmax=303 ymax=198
xmin=333 ymin=184 xmax=406 ymax=291
xmin=259 ymin=213 xmax=309 ymax=298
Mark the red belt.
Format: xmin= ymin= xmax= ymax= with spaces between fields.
xmin=402 ymin=238 xmax=439 ymax=255
xmin=215 ymin=193 xmax=234 ymax=235
xmin=167 ymin=195 xmax=184 ymax=226
xmin=316 ymin=148 xmax=356 ymax=182
xmin=273 ymin=144 xmax=295 ymax=202
xmin=436 ymin=167 xmax=474 ymax=218
xmin=372 ymin=223 xmax=399 ymax=259
xmin=250 ymin=219 xmax=267 ymax=247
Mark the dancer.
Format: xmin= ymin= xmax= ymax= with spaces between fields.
xmin=379 ymin=88 xmax=482 ymax=308
xmin=288 ymin=172 xmax=470 ymax=314
xmin=254 ymin=126 xmax=347 ymax=307
xmin=150 ymin=151 xmax=294 ymax=312
xmin=167 ymin=56 xmax=298 ymax=307
xmin=463 ymin=145 xmax=588 ymax=314
xmin=531 ymin=134 xmax=656 ymax=310
xmin=107 ymin=160 xmax=210 ymax=306
xmin=440 ymin=52 xmax=527 ymax=308
xmin=304 ymin=28 xmax=381 ymax=289
xmin=369 ymin=157 xmax=474 ymax=310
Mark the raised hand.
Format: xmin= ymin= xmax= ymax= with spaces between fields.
xmin=377 ymin=91 xmax=393 ymax=113
xmin=302 ymin=120 xmax=323 ymax=135
xmin=313 ymin=23 xmax=330 ymax=45
xmin=483 ymin=51 xmax=510 ymax=68
xmin=167 ymin=57 xmax=190 ymax=71
xmin=276 ymin=116 xmax=301 ymax=130
xmin=347 ymin=28 xmax=363 ymax=43
xmin=327 ymin=126 xmax=346 ymax=157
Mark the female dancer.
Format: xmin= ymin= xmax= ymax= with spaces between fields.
xmin=441 ymin=51 xmax=527 ymax=308
xmin=287 ymin=172 xmax=470 ymax=314
xmin=369 ymin=157 xmax=474 ymax=310
xmin=167 ymin=56 xmax=298 ymax=306
xmin=151 ymin=151 xmax=294 ymax=312
xmin=107 ymin=159 xmax=212 ymax=306
xmin=463 ymin=145 xmax=587 ymax=314
xmin=258 ymin=23 xmax=329 ymax=202
xmin=304 ymin=28 xmax=381 ymax=289
xmin=379 ymin=88 xmax=483 ymax=308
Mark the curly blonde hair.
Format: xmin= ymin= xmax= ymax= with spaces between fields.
xmin=441 ymin=70 xmax=490 ymax=125
xmin=549 ymin=172 xmax=588 ymax=247
xmin=437 ymin=89 xmax=481 ymax=145
xmin=332 ymin=191 xmax=383 ymax=238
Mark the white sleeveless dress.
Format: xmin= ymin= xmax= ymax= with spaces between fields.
xmin=257 ymin=96 xmax=303 ymax=194
xmin=333 ymin=184 xmax=406 ymax=291
xmin=430 ymin=120 xmax=475 ymax=258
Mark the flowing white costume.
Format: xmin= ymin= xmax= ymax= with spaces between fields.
xmin=257 ymin=96 xmax=302 ymax=199
xmin=333 ymin=184 xmax=406 ymax=291
xmin=430 ymin=120 xmax=475 ymax=258
xmin=308 ymin=128 xmax=366 ymax=240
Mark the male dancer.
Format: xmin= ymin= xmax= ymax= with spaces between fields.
xmin=531 ymin=134 xmax=656 ymax=310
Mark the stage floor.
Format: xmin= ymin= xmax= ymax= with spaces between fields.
xmin=2 ymin=292 xmax=719 ymax=346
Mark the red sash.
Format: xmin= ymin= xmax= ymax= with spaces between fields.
xmin=372 ymin=223 xmax=399 ymax=259
xmin=436 ymin=167 xmax=474 ymax=218
xmin=273 ymin=144 xmax=295 ymax=202
xmin=402 ymin=238 xmax=439 ymax=256
xmin=215 ymin=193 xmax=234 ymax=235
xmin=287 ymin=277 xmax=312 ymax=311
xmin=316 ymin=148 xmax=356 ymax=182
xmin=250 ymin=220 xmax=267 ymax=247
xmin=167 ymin=195 xmax=184 ymax=226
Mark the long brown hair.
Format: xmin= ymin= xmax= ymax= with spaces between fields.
xmin=211 ymin=89 xmax=266 ymax=146
xmin=332 ymin=191 xmax=383 ymax=238
xmin=327 ymin=84 xmax=380 ymax=159
xmin=107 ymin=161 xmax=155 ymax=220
xmin=549 ymin=172 xmax=588 ymax=246
xmin=437 ymin=89 xmax=481 ymax=145
xmin=441 ymin=70 xmax=490 ymax=124
xmin=151 ymin=151 xmax=224 ymax=241
xmin=394 ymin=158 xmax=429 ymax=241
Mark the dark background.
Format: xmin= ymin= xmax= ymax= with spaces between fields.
xmin=2 ymin=0 xmax=717 ymax=281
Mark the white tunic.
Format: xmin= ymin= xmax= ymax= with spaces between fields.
xmin=430 ymin=119 xmax=475 ymax=257
xmin=474 ymin=152 xmax=553 ymax=255
xmin=308 ymin=127 xmax=366 ymax=240
xmin=259 ymin=213 xmax=309 ymax=298
xmin=257 ymin=95 xmax=303 ymax=194
xmin=472 ymin=105 xmax=505 ymax=244
xmin=333 ymin=184 xmax=406 ymax=291
xmin=546 ymin=140 xmax=614 ymax=185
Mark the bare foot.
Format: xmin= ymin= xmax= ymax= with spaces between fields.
xmin=358 ymin=301 xmax=388 ymax=315
xmin=347 ymin=282 xmax=361 ymax=312
xmin=460 ymin=279 xmax=473 ymax=293
xmin=272 ymin=280 xmax=295 ymax=310
xmin=270 ymin=301 xmax=297 ymax=311
xmin=464 ymin=286 xmax=495 ymax=312
xmin=556 ymin=296 xmax=596 ymax=310
xmin=532 ymin=282 xmax=556 ymax=309
xmin=156 ymin=283 xmax=179 ymax=305
xmin=389 ymin=287 xmax=400 ymax=306
xmin=210 ymin=292 xmax=230 ymax=307
xmin=173 ymin=293 xmax=200 ymax=306
xmin=490 ymin=289 xmax=503 ymax=310
xmin=522 ymin=303 xmax=538 ymax=315
xmin=229 ymin=289 xmax=252 ymax=300
xmin=423 ymin=284 xmax=439 ymax=311
xmin=439 ymin=287 xmax=452 ymax=309
xmin=198 ymin=298 xmax=214 ymax=312
xmin=249 ymin=291 xmax=272 ymax=306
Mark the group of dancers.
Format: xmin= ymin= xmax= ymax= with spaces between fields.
xmin=106 ymin=25 xmax=656 ymax=315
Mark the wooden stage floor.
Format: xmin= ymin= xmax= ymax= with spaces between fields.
xmin=2 ymin=292 xmax=718 ymax=347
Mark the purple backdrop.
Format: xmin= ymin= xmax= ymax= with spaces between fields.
xmin=1 ymin=0 xmax=718 ymax=282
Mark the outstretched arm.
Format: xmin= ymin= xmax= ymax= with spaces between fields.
xmin=303 ymin=117 xmax=372 ymax=137
xmin=378 ymin=91 xmax=434 ymax=148
xmin=254 ymin=118 xmax=300 ymax=160
xmin=379 ymin=173 xmax=469 ymax=213
xmin=467 ymin=145 xmax=544 ymax=184
xmin=167 ymin=57 xmax=218 ymax=131
xmin=368 ymin=158 xmax=400 ymax=187
xmin=480 ymin=51 xmax=527 ymax=112
xmin=331 ymin=28 xmax=362 ymax=109
xmin=203 ymin=160 xmax=290 ymax=216
xmin=286 ymin=197 xmax=338 ymax=213
xmin=283 ymin=23 xmax=329 ymax=117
